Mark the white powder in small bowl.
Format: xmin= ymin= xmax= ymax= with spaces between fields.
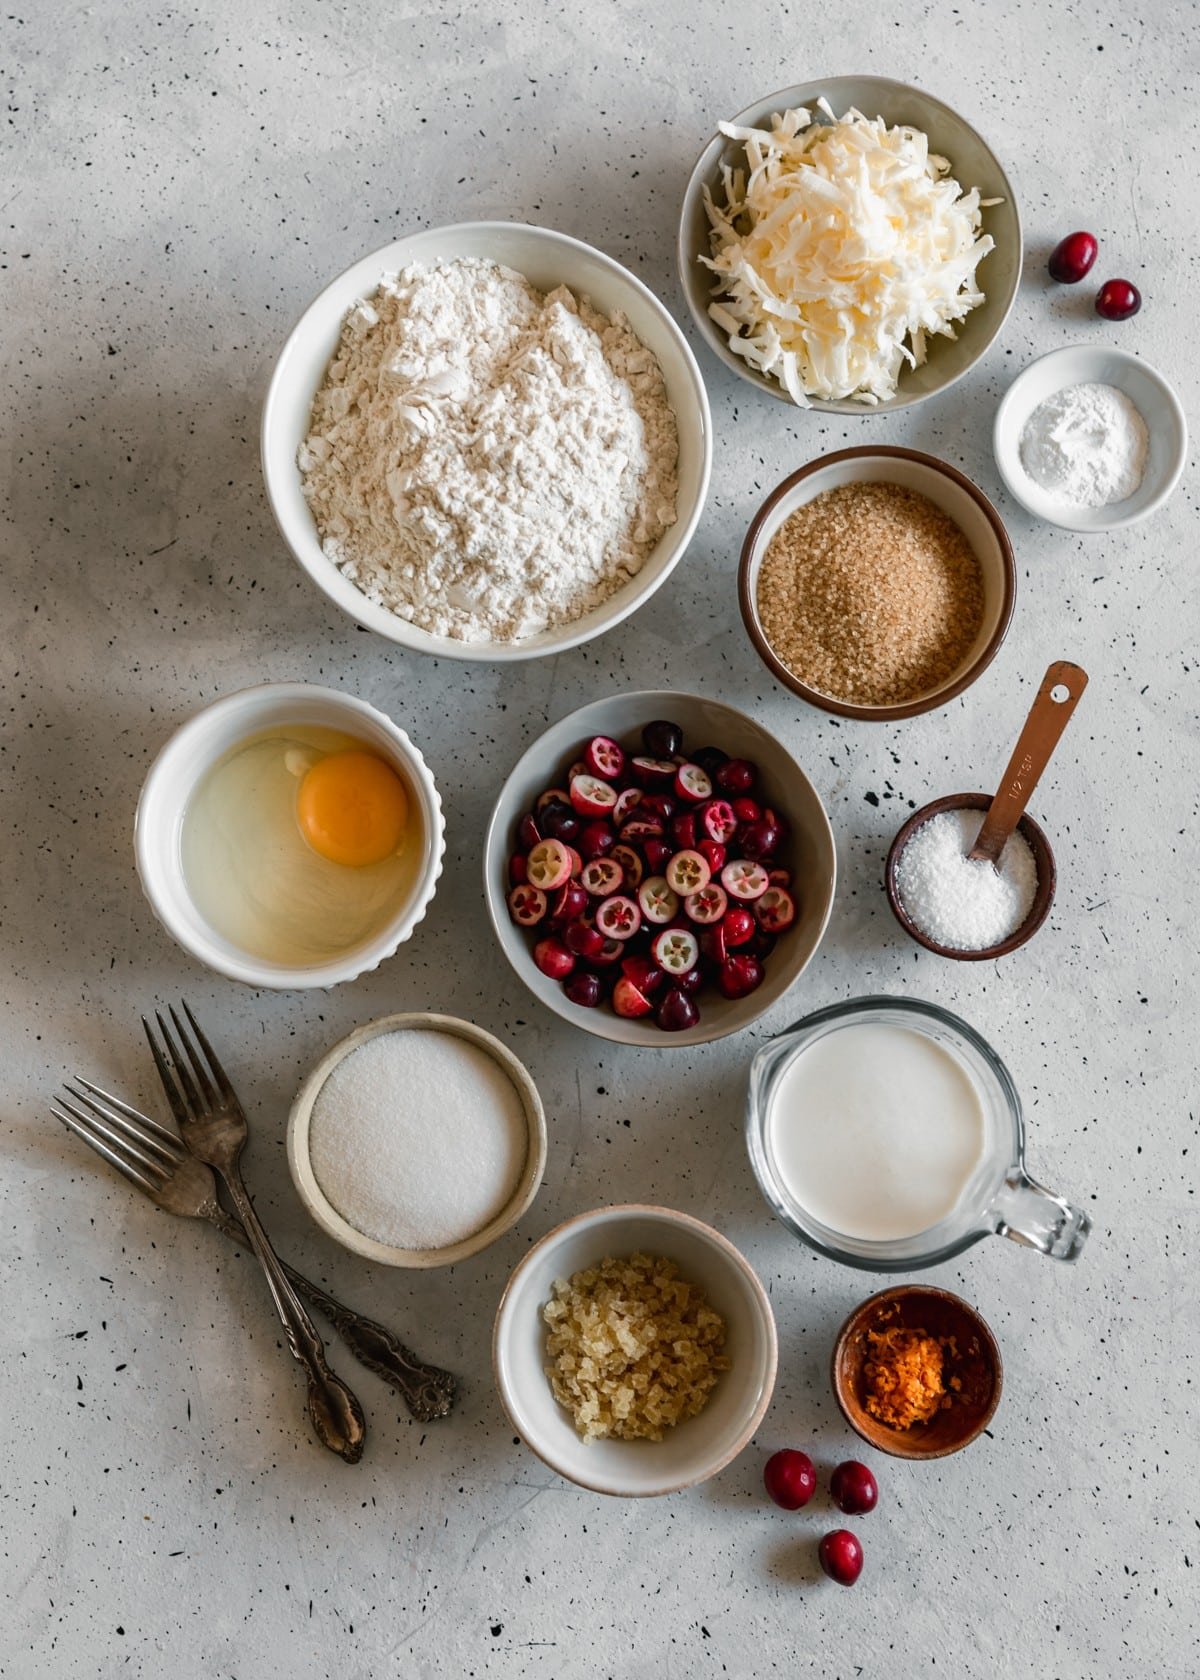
xmin=308 ymin=1028 xmax=529 ymax=1250
xmin=895 ymin=806 xmax=1039 ymax=952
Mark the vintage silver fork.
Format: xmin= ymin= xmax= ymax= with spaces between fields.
xmin=143 ymin=1003 xmax=368 ymax=1462
xmin=53 ymin=1078 xmax=456 ymax=1423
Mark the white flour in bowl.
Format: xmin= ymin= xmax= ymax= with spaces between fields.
xmin=298 ymin=258 xmax=679 ymax=642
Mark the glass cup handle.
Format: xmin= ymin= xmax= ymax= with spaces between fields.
xmin=989 ymin=1170 xmax=1092 ymax=1261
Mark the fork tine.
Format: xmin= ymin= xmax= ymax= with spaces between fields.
xmin=144 ymin=1012 xmax=196 ymax=1123
xmin=53 ymin=1100 xmax=162 ymax=1194
xmin=63 ymin=1083 xmax=181 ymax=1168
xmin=56 ymin=1092 xmax=171 ymax=1180
xmin=74 ymin=1076 xmax=182 ymax=1149
xmin=180 ymin=999 xmax=236 ymax=1101
xmin=169 ymin=1003 xmax=217 ymax=1105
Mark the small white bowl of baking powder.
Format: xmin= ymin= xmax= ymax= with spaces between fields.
xmin=287 ymin=1013 xmax=547 ymax=1267
xmin=993 ymin=344 xmax=1186 ymax=533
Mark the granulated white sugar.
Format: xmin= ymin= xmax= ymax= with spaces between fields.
xmin=308 ymin=1029 xmax=528 ymax=1250
xmin=895 ymin=806 xmax=1038 ymax=952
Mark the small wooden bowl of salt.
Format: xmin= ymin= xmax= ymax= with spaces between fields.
xmin=287 ymin=1013 xmax=547 ymax=1267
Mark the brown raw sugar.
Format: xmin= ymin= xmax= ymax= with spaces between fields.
xmin=756 ymin=482 xmax=985 ymax=707
xmin=863 ymin=1325 xmax=960 ymax=1430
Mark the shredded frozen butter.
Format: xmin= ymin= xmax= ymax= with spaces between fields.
xmin=702 ymin=103 xmax=997 ymax=405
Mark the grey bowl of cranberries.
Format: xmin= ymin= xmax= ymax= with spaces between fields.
xmin=484 ymin=692 xmax=836 ymax=1046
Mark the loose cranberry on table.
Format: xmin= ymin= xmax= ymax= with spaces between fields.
xmin=1095 ymin=278 xmax=1141 ymax=321
xmin=763 ymin=1448 xmax=816 ymax=1510
xmin=818 ymin=1529 xmax=863 ymax=1587
xmin=830 ymin=1460 xmax=878 ymax=1516
xmin=1048 ymin=229 xmax=1097 ymax=283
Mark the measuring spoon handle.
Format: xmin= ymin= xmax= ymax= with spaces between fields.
xmin=969 ymin=661 xmax=1088 ymax=867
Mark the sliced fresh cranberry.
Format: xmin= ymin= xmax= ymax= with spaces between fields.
xmin=666 ymin=849 xmax=711 ymax=896
xmin=716 ymin=759 xmax=756 ymax=795
xmin=612 ymin=787 xmax=643 ymax=825
xmin=697 ymin=838 xmax=726 ymax=875
xmin=570 ymin=774 xmax=618 ymax=819
xmin=763 ymin=806 xmax=788 ymax=840
xmin=642 ymin=837 xmax=672 ymax=874
xmin=684 ymin=884 xmax=728 ymax=925
xmin=578 ymin=820 xmax=615 ymax=861
xmin=517 ymin=813 xmax=542 ymax=850
xmin=739 ymin=818 xmax=781 ymax=860
xmin=620 ymin=817 xmax=664 ymax=842
xmin=638 ymin=876 xmax=679 ymax=924
xmin=651 ymin=926 xmax=699 ymax=976
xmin=565 ymin=845 xmax=583 ymax=878
xmin=674 ymin=763 xmax=712 ymax=804
xmin=700 ymin=920 xmax=728 ymax=965
xmin=584 ymin=735 xmax=625 ymax=780
xmin=539 ymin=798 xmax=581 ymax=843
xmin=699 ymin=799 xmax=738 ymax=844
xmin=641 ymin=719 xmax=683 ymax=758
xmin=580 ymin=858 xmax=624 ymax=897
xmin=747 ymin=927 xmax=777 ymax=962
xmin=1048 ymin=230 xmax=1097 ymax=283
xmin=656 ymin=987 xmax=699 ymax=1031
xmin=639 ymin=792 xmax=676 ymax=824
xmin=631 ymin=755 xmax=677 ymax=788
xmin=610 ymin=843 xmax=643 ymax=889
xmin=507 ymin=884 xmax=548 ymax=926
xmin=548 ymin=879 xmax=588 ymax=923
xmin=670 ymin=811 xmax=698 ymax=850
xmin=508 ymin=851 xmax=529 ymax=886
xmin=731 ymin=796 xmax=761 ymax=825
xmin=527 ymin=838 xmax=572 ymax=891
xmin=693 ymin=745 xmax=728 ymax=778
xmin=721 ymin=859 xmax=769 ymax=901
xmin=533 ymin=937 xmax=575 ymax=980
xmin=595 ymin=894 xmax=642 ymax=941
xmin=563 ymin=970 xmax=602 ymax=1008
xmin=755 ymin=886 xmax=796 ymax=933
xmin=722 ymin=906 xmax=756 ymax=946
xmin=564 ymin=920 xmax=605 ymax=958
xmin=586 ymin=936 xmax=624 ymax=968
xmin=613 ymin=975 xmax=654 ymax=1018
xmin=676 ymin=964 xmax=704 ymax=994
xmin=621 ymin=953 xmax=665 ymax=995
xmin=535 ymin=786 xmax=571 ymax=815
xmin=566 ymin=760 xmax=587 ymax=783
xmin=767 ymin=867 xmax=791 ymax=889
xmin=718 ymin=953 xmax=764 ymax=998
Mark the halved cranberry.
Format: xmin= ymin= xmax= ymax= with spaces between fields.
xmin=527 ymin=838 xmax=572 ymax=891
xmin=818 ymin=1530 xmax=863 ymax=1587
xmin=584 ymin=735 xmax=625 ymax=780
xmin=570 ymin=774 xmax=618 ymax=819
xmin=563 ymin=970 xmax=602 ymax=1008
xmin=642 ymin=837 xmax=672 ymax=874
xmin=721 ymin=859 xmax=770 ymax=901
xmin=565 ymin=845 xmax=583 ymax=878
xmin=674 ymin=763 xmax=712 ymax=804
xmin=641 ymin=719 xmax=683 ymax=758
xmin=621 ymin=953 xmax=665 ymax=995
xmin=566 ymin=760 xmax=587 ymax=783
xmin=755 ymin=886 xmax=796 ymax=933
xmin=650 ymin=926 xmax=699 ymax=976
xmin=586 ymin=936 xmax=624 ymax=968
xmin=699 ymin=799 xmax=738 ymax=844
xmin=684 ymin=884 xmax=728 ymax=925
xmin=533 ymin=937 xmax=575 ymax=980
xmin=638 ymin=876 xmax=679 ymax=924
xmin=670 ymin=812 xmax=698 ymax=850
xmin=580 ymin=858 xmax=624 ymax=897
xmin=620 ymin=817 xmax=664 ymax=843
xmin=517 ymin=813 xmax=542 ymax=850
xmin=507 ymin=884 xmax=548 ymax=927
xmin=1048 ymin=230 xmax=1097 ymax=283
xmin=666 ymin=849 xmax=711 ymax=896
xmin=1096 ymin=277 xmax=1141 ymax=320
xmin=676 ymin=964 xmax=704 ymax=994
xmin=535 ymin=786 xmax=571 ymax=815
xmin=731 ymin=796 xmax=761 ymax=825
xmin=697 ymin=838 xmax=726 ymax=875
xmin=716 ymin=759 xmax=756 ymax=795
xmin=767 ymin=867 xmax=792 ymax=889
xmin=718 ymin=953 xmax=764 ymax=998
xmin=639 ymin=792 xmax=676 ymax=824
xmin=613 ymin=975 xmax=653 ymax=1018
xmin=722 ymin=906 xmax=756 ymax=947
xmin=701 ymin=921 xmax=728 ymax=966
xmin=739 ymin=818 xmax=781 ymax=860
xmin=564 ymin=920 xmax=605 ymax=958
xmin=656 ymin=987 xmax=699 ymax=1031
xmin=578 ymin=820 xmax=615 ymax=861
xmin=595 ymin=894 xmax=642 ymax=941
xmin=612 ymin=787 xmax=643 ymax=825
xmin=548 ymin=879 xmax=588 ymax=923
xmin=508 ymin=851 xmax=529 ymax=886
xmin=692 ymin=745 xmax=728 ymax=778
xmin=540 ymin=798 xmax=581 ymax=843
xmin=631 ymin=755 xmax=677 ymax=788
xmin=610 ymin=843 xmax=643 ymax=889
xmin=747 ymin=927 xmax=777 ymax=962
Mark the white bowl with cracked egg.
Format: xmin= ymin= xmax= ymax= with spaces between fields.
xmin=262 ymin=222 xmax=713 ymax=662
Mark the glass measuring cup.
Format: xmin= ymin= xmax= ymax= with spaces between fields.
xmin=745 ymin=996 xmax=1091 ymax=1271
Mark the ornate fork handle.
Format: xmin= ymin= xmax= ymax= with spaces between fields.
xmin=217 ymin=1166 xmax=367 ymax=1463
xmin=206 ymin=1205 xmax=455 ymax=1421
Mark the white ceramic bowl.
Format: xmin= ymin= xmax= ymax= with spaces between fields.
xmin=993 ymin=344 xmax=1187 ymax=532
xmin=678 ymin=77 xmax=1021 ymax=412
xmin=493 ymin=1204 xmax=777 ymax=1497
xmin=287 ymin=1013 xmax=547 ymax=1267
xmin=134 ymin=683 xmax=445 ymax=989
xmin=483 ymin=691 xmax=837 ymax=1047
xmin=739 ymin=447 xmax=1016 ymax=721
xmin=262 ymin=221 xmax=713 ymax=661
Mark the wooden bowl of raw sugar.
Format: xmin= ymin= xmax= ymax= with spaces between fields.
xmin=884 ymin=792 xmax=1056 ymax=961
xmin=738 ymin=447 xmax=1016 ymax=722
xmin=832 ymin=1285 xmax=1002 ymax=1460
xmin=287 ymin=1013 xmax=547 ymax=1267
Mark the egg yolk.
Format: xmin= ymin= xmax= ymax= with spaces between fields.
xmin=296 ymin=750 xmax=408 ymax=867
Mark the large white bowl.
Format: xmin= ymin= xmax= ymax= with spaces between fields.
xmin=493 ymin=1204 xmax=778 ymax=1497
xmin=678 ymin=77 xmax=1021 ymax=413
xmin=262 ymin=222 xmax=713 ymax=661
xmin=993 ymin=344 xmax=1187 ymax=533
xmin=483 ymin=691 xmax=836 ymax=1047
xmin=134 ymin=683 xmax=445 ymax=989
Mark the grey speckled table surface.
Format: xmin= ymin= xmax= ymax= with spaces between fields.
xmin=3 ymin=2 xmax=1198 ymax=1676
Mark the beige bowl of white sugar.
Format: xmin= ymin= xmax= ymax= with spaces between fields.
xmin=287 ymin=1013 xmax=547 ymax=1267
